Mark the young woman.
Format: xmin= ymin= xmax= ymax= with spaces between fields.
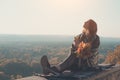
xmin=41 ymin=19 xmax=100 ymax=75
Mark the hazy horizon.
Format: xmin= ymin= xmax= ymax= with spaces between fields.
xmin=0 ymin=34 xmax=120 ymax=38
xmin=0 ymin=34 xmax=120 ymax=42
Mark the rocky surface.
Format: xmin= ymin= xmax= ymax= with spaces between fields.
xmin=17 ymin=65 xmax=120 ymax=80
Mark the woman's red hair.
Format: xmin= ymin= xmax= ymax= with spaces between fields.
xmin=83 ymin=19 xmax=97 ymax=36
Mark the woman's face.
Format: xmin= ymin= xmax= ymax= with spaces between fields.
xmin=82 ymin=28 xmax=90 ymax=37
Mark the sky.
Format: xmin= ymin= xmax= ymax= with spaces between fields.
xmin=0 ymin=0 xmax=120 ymax=37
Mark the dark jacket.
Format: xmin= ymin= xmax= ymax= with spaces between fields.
xmin=72 ymin=33 xmax=100 ymax=68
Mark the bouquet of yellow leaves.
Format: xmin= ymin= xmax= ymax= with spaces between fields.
xmin=76 ymin=41 xmax=91 ymax=59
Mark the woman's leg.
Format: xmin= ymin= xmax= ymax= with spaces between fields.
xmin=53 ymin=52 xmax=78 ymax=72
xmin=41 ymin=51 xmax=78 ymax=74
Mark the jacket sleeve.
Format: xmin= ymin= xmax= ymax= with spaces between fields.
xmin=91 ymin=35 xmax=100 ymax=53
xmin=88 ymin=35 xmax=100 ymax=66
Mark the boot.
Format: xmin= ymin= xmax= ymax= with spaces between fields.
xmin=41 ymin=55 xmax=60 ymax=76
xmin=40 ymin=55 xmax=50 ymax=75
